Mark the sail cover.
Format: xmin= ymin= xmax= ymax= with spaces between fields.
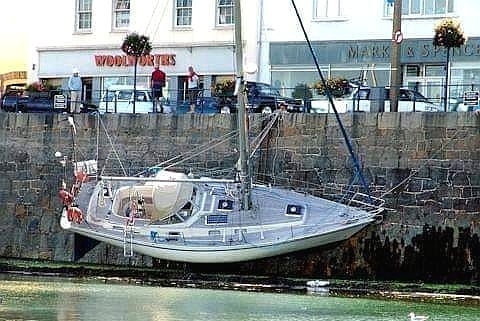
xmin=148 ymin=171 xmax=193 ymax=221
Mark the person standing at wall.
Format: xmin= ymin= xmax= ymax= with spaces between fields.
xmin=151 ymin=66 xmax=166 ymax=113
xmin=187 ymin=66 xmax=199 ymax=113
xmin=68 ymin=68 xmax=83 ymax=113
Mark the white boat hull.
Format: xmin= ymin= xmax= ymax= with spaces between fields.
xmin=61 ymin=210 xmax=373 ymax=263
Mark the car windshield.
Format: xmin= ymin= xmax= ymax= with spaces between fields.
xmin=103 ymin=91 xmax=117 ymax=102
xmin=135 ymin=91 xmax=150 ymax=102
xmin=409 ymin=90 xmax=429 ymax=102
xmin=118 ymin=90 xmax=133 ymax=100
xmin=248 ymin=83 xmax=281 ymax=96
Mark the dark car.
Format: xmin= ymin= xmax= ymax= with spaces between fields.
xmin=1 ymin=94 xmax=29 ymax=112
xmin=175 ymin=96 xmax=221 ymax=114
xmin=219 ymin=82 xmax=304 ymax=113
xmin=1 ymin=91 xmax=97 ymax=113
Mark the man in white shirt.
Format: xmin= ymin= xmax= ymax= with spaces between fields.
xmin=187 ymin=66 xmax=199 ymax=113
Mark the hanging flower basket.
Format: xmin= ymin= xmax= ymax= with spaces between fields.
xmin=121 ymin=33 xmax=152 ymax=57
xmin=433 ymin=18 xmax=467 ymax=48
xmin=213 ymin=80 xmax=235 ymax=97
xmin=314 ymin=77 xmax=349 ymax=98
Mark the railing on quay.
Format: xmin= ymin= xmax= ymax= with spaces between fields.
xmin=2 ymin=83 xmax=480 ymax=114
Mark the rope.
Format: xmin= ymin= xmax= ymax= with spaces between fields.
xmin=249 ymin=113 xmax=279 ymax=158
xmin=144 ymin=0 xmax=169 ymax=44
xmin=136 ymin=114 xmax=273 ymax=176
xmin=98 ymin=116 xmax=128 ymax=176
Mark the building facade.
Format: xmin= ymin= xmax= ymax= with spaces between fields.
xmin=29 ymin=0 xmax=261 ymax=104
xmin=261 ymin=0 xmax=480 ymax=106
xmin=29 ymin=0 xmax=480 ymax=107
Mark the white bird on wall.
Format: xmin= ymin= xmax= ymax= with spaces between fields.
xmin=408 ymin=312 xmax=429 ymax=321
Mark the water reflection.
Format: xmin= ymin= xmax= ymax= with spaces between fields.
xmin=0 ymin=274 xmax=479 ymax=321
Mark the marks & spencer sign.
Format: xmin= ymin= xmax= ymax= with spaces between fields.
xmin=270 ymin=37 xmax=480 ymax=65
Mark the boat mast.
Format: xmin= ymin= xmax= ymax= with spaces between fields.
xmin=234 ymin=0 xmax=251 ymax=210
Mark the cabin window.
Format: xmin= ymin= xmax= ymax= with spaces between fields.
xmin=166 ymin=231 xmax=181 ymax=241
xmin=208 ymin=230 xmax=222 ymax=237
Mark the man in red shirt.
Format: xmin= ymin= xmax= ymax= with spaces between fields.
xmin=151 ymin=66 xmax=166 ymax=113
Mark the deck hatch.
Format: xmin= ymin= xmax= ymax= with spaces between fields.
xmin=285 ymin=204 xmax=304 ymax=216
xmin=217 ymin=199 xmax=234 ymax=210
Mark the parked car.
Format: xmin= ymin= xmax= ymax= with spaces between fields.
xmin=1 ymin=91 xmax=96 ymax=113
xmin=1 ymin=94 xmax=29 ymax=112
xmin=219 ymin=82 xmax=304 ymax=113
xmin=310 ymin=86 xmax=440 ymax=113
xmin=99 ymin=85 xmax=158 ymax=114
xmin=174 ymin=96 xmax=221 ymax=114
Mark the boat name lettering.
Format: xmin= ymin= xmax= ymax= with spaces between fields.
xmin=94 ymin=54 xmax=176 ymax=67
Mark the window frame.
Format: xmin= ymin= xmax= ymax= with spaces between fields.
xmin=174 ymin=0 xmax=193 ymax=28
xmin=216 ymin=0 xmax=234 ymax=26
xmin=384 ymin=0 xmax=455 ymax=17
xmin=313 ymin=0 xmax=344 ymax=20
xmin=112 ymin=0 xmax=130 ymax=30
xmin=75 ymin=0 xmax=92 ymax=32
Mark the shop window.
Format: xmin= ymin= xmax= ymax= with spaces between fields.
xmin=76 ymin=0 xmax=92 ymax=32
xmin=406 ymin=65 xmax=420 ymax=77
xmin=314 ymin=0 xmax=342 ymax=19
xmin=425 ymin=65 xmax=444 ymax=77
xmin=384 ymin=0 xmax=454 ymax=17
xmin=175 ymin=0 xmax=192 ymax=27
xmin=217 ymin=0 xmax=234 ymax=25
xmin=113 ymin=0 xmax=130 ymax=29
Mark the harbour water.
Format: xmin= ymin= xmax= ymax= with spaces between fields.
xmin=0 ymin=274 xmax=479 ymax=321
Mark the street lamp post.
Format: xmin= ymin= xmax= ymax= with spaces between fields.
xmin=433 ymin=19 xmax=467 ymax=112
xmin=388 ymin=0 xmax=402 ymax=113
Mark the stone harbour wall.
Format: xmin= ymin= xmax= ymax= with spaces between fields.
xmin=0 ymin=112 xmax=479 ymax=283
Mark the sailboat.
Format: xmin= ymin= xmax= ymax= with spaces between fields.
xmin=58 ymin=0 xmax=384 ymax=263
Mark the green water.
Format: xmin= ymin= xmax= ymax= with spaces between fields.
xmin=0 ymin=275 xmax=478 ymax=321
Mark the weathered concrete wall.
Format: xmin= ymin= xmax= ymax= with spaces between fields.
xmin=0 ymin=112 xmax=479 ymax=283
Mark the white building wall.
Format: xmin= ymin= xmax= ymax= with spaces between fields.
xmin=28 ymin=0 xmax=261 ymax=83
xmin=261 ymin=0 xmax=480 ymax=42
xmin=259 ymin=0 xmax=480 ymax=104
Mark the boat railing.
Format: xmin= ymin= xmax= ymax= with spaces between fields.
xmin=285 ymin=183 xmax=385 ymax=213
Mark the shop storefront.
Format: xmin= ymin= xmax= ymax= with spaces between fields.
xmin=36 ymin=44 xmax=236 ymax=104
xmin=270 ymin=37 xmax=480 ymax=104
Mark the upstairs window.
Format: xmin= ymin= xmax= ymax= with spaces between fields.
xmin=217 ymin=0 xmax=234 ymax=25
xmin=314 ymin=0 xmax=342 ymax=19
xmin=113 ymin=0 xmax=130 ymax=29
xmin=76 ymin=0 xmax=92 ymax=31
xmin=175 ymin=0 xmax=192 ymax=27
xmin=384 ymin=0 xmax=454 ymax=16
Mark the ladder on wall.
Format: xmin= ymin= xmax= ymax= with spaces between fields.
xmin=123 ymin=220 xmax=134 ymax=257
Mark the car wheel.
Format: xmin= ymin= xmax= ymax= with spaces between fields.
xmin=261 ymin=106 xmax=273 ymax=114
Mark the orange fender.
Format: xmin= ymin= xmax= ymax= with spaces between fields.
xmin=67 ymin=207 xmax=83 ymax=224
xmin=58 ymin=189 xmax=74 ymax=207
